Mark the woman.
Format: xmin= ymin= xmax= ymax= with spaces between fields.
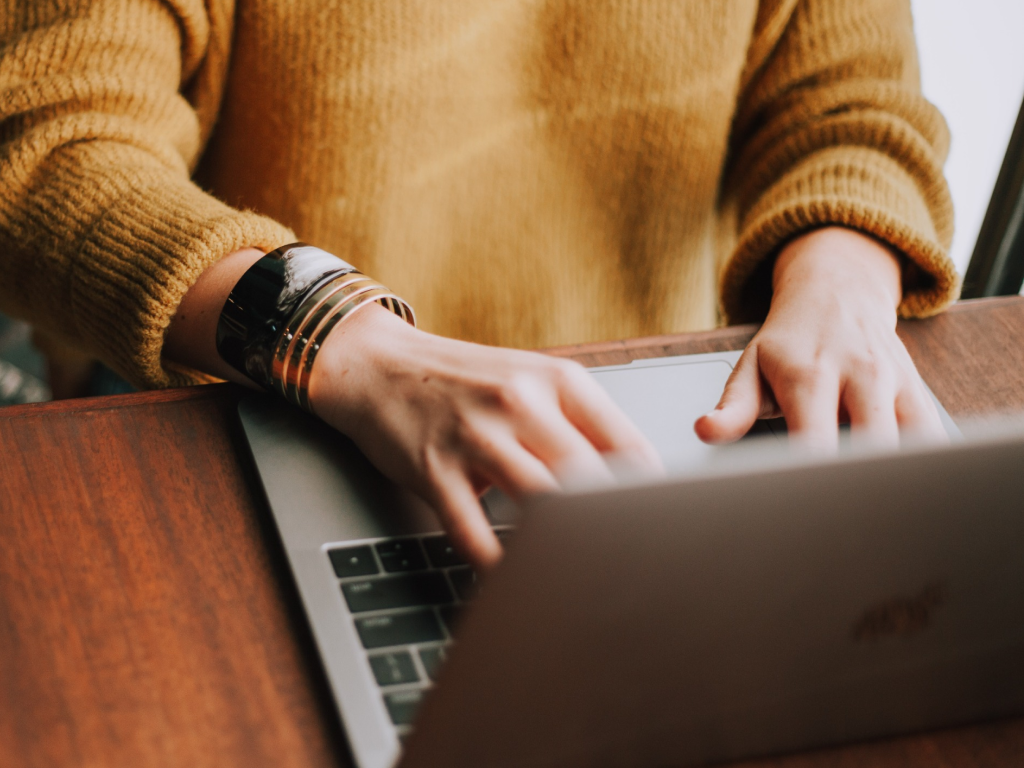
xmin=0 ymin=0 xmax=958 ymax=566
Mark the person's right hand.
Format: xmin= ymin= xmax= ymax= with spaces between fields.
xmin=308 ymin=304 xmax=662 ymax=569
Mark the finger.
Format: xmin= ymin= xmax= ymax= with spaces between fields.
xmin=895 ymin=378 xmax=949 ymax=443
xmin=772 ymin=367 xmax=841 ymax=451
xmin=555 ymin=365 xmax=663 ymax=471
xmin=466 ymin=430 xmax=561 ymax=499
xmin=842 ymin=376 xmax=899 ymax=448
xmin=516 ymin=402 xmax=615 ymax=485
xmin=695 ymin=345 xmax=774 ymax=444
xmin=424 ymin=464 xmax=502 ymax=570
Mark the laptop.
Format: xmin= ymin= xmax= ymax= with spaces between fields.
xmin=235 ymin=350 xmax=1024 ymax=768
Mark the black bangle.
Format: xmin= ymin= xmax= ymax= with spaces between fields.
xmin=216 ymin=243 xmax=356 ymax=389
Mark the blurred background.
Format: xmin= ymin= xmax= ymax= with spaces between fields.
xmin=911 ymin=0 xmax=1024 ymax=274
xmin=2 ymin=1 xmax=1023 ymax=406
xmin=0 ymin=315 xmax=49 ymax=406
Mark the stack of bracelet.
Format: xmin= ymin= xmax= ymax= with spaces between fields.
xmin=216 ymin=243 xmax=415 ymax=414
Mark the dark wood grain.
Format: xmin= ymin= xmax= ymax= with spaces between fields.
xmin=0 ymin=297 xmax=1022 ymax=768
xmin=0 ymin=390 xmax=348 ymax=768
xmin=897 ymin=296 xmax=1024 ymax=419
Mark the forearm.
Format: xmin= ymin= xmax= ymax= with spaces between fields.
xmin=163 ymin=248 xmax=266 ymax=385
xmin=719 ymin=0 xmax=956 ymax=325
xmin=163 ymin=246 xmax=394 ymax=389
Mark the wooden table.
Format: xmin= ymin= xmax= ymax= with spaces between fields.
xmin=2 ymin=296 xmax=1023 ymax=768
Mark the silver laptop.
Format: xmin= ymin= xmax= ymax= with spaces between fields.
xmin=237 ymin=352 xmax=1022 ymax=768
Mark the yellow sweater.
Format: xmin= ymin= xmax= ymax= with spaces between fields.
xmin=0 ymin=0 xmax=957 ymax=389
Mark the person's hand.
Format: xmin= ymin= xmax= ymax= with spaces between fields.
xmin=695 ymin=227 xmax=946 ymax=449
xmin=164 ymin=246 xmax=660 ymax=571
xmin=308 ymin=305 xmax=662 ymax=569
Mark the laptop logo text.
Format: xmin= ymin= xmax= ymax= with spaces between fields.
xmin=852 ymin=583 xmax=946 ymax=642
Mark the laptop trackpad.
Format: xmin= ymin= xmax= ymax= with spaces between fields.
xmin=590 ymin=358 xmax=735 ymax=470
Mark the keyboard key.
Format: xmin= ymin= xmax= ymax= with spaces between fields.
xmin=343 ymin=572 xmax=454 ymax=613
xmin=369 ymin=651 xmax=419 ymax=686
xmin=418 ymin=646 xmax=448 ymax=682
xmin=447 ymin=567 xmax=479 ymax=601
xmin=422 ymin=535 xmax=466 ymax=568
xmin=384 ymin=689 xmax=424 ymax=726
xmin=355 ymin=610 xmax=445 ymax=649
xmin=376 ymin=539 xmax=428 ymax=572
xmin=327 ymin=545 xmax=379 ymax=578
xmin=439 ymin=605 xmax=463 ymax=634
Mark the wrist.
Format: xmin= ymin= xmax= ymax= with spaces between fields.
xmin=211 ymin=243 xmax=414 ymax=412
xmin=165 ymin=247 xmax=267 ymax=385
xmin=772 ymin=227 xmax=903 ymax=311
xmin=307 ymin=302 xmax=418 ymax=431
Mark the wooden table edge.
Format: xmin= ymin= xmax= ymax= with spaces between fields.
xmin=4 ymin=296 xmax=1017 ymax=422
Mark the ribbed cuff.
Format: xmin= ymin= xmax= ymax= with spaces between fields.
xmin=720 ymin=145 xmax=960 ymax=324
xmin=72 ymin=165 xmax=294 ymax=389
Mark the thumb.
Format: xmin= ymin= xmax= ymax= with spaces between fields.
xmin=694 ymin=345 xmax=770 ymax=444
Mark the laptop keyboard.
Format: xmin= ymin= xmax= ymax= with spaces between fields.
xmin=326 ymin=528 xmax=509 ymax=734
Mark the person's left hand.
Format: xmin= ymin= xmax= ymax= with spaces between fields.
xmin=695 ymin=226 xmax=947 ymax=449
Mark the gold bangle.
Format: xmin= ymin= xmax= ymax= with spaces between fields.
xmin=275 ymin=276 xmax=377 ymax=400
xmin=282 ymin=280 xmax=382 ymax=405
xmin=260 ymin=264 xmax=415 ymax=412
xmin=221 ymin=243 xmax=416 ymax=411
xmin=271 ymin=272 xmax=367 ymax=390
xmin=297 ymin=289 xmax=413 ymax=413
xmin=293 ymin=286 xmax=391 ymax=411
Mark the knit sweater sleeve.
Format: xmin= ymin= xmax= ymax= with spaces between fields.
xmin=718 ymin=0 xmax=958 ymax=324
xmin=0 ymin=0 xmax=294 ymax=388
